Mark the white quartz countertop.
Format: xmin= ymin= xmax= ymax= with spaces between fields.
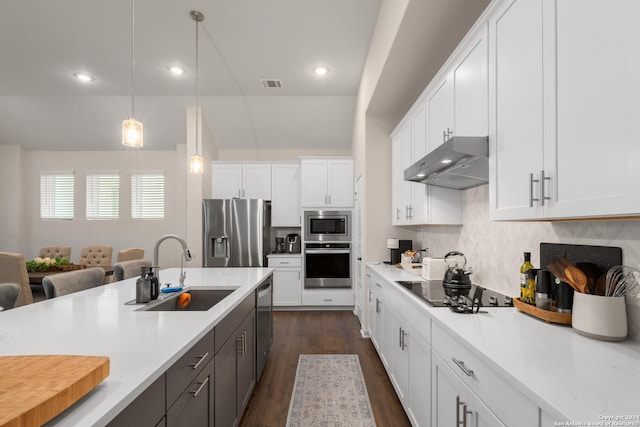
xmin=367 ymin=262 xmax=640 ymax=424
xmin=0 ymin=267 xmax=273 ymax=427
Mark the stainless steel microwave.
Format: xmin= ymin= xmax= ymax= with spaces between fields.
xmin=304 ymin=210 xmax=351 ymax=242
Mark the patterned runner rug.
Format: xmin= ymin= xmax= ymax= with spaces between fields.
xmin=286 ymin=354 xmax=377 ymax=427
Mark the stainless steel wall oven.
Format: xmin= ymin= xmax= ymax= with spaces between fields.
xmin=304 ymin=242 xmax=352 ymax=289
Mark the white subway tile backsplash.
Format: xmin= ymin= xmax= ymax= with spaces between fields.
xmin=416 ymin=184 xmax=640 ymax=341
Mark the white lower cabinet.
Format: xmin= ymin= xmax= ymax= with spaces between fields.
xmin=367 ymin=269 xmax=430 ymax=426
xmin=268 ymin=256 xmax=302 ymax=307
xmin=432 ymin=351 xmax=504 ymax=427
xmin=367 ymin=266 xmax=544 ymax=427
xmin=431 ymin=322 xmax=538 ymax=427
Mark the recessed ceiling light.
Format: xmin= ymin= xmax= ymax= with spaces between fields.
xmin=313 ymin=66 xmax=329 ymax=76
xmin=416 ymin=173 xmax=426 ymax=178
xmin=168 ymin=66 xmax=185 ymax=75
xmin=74 ymin=72 xmax=94 ymax=82
xmin=441 ymin=159 xmax=453 ymax=164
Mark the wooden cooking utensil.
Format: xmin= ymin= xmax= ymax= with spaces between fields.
xmin=564 ymin=265 xmax=588 ymax=293
xmin=595 ymin=275 xmax=607 ymax=296
xmin=575 ymin=262 xmax=602 ymax=295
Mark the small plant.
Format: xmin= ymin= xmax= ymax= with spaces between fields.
xmin=26 ymin=256 xmax=70 ymax=273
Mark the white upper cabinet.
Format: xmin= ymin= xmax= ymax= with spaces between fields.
xmin=550 ymin=0 xmax=640 ymax=218
xmin=390 ymin=22 xmax=491 ymax=226
xmin=391 ymin=110 xmax=462 ymax=226
xmin=488 ymin=0 xmax=545 ymax=220
xmin=392 ymin=119 xmax=426 ymax=225
xmin=427 ymin=75 xmax=454 ymax=149
xmin=300 ymin=158 xmax=354 ymax=208
xmin=489 ymin=0 xmax=640 ymax=220
xmin=211 ymin=163 xmax=271 ymax=200
xmin=453 ymin=26 xmax=489 ymax=137
xmin=271 ymin=163 xmax=301 ymax=227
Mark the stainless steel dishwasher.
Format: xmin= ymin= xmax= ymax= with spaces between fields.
xmin=256 ymin=277 xmax=273 ymax=381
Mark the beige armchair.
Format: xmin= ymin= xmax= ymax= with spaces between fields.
xmin=114 ymin=259 xmax=152 ymax=281
xmin=38 ymin=246 xmax=72 ymax=261
xmin=116 ymin=248 xmax=145 ymax=262
xmin=79 ymin=245 xmax=113 ymax=267
xmin=0 ymin=252 xmax=33 ymax=306
xmin=42 ymin=267 xmax=106 ymax=299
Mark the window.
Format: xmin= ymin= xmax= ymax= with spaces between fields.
xmin=132 ymin=173 xmax=165 ymax=219
xmin=86 ymin=173 xmax=120 ymax=220
xmin=40 ymin=172 xmax=74 ymax=219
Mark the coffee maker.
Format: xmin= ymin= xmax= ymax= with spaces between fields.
xmin=286 ymin=234 xmax=301 ymax=253
xmin=387 ymin=238 xmax=412 ymax=265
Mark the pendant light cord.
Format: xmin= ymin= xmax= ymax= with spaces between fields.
xmin=130 ymin=0 xmax=136 ymax=119
xmin=195 ymin=14 xmax=199 ymax=156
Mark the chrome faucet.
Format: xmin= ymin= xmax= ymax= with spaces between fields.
xmin=153 ymin=234 xmax=193 ymax=286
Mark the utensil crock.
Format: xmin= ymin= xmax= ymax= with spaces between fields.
xmin=572 ymin=292 xmax=627 ymax=341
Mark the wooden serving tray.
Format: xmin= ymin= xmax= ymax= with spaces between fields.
xmin=0 ymin=355 xmax=110 ymax=427
xmin=513 ymin=297 xmax=572 ymax=325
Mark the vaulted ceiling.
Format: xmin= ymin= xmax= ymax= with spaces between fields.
xmin=0 ymin=0 xmax=490 ymax=153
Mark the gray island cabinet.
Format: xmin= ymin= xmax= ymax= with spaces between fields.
xmin=0 ymin=268 xmax=272 ymax=427
xmin=108 ymin=292 xmax=257 ymax=427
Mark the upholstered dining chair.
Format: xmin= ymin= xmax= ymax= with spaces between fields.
xmin=38 ymin=246 xmax=72 ymax=261
xmin=79 ymin=245 xmax=113 ymax=267
xmin=113 ymin=259 xmax=152 ymax=281
xmin=116 ymin=248 xmax=145 ymax=263
xmin=0 ymin=282 xmax=21 ymax=311
xmin=41 ymin=267 xmax=105 ymax=299
xmin=0 ymin=252 xmax=33 ymax=307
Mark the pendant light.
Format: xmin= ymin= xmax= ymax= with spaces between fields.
xmin=122 ymin=0 xmax=143 ymax=147
xmin=189 ymin=10 xmax=204 ymax=174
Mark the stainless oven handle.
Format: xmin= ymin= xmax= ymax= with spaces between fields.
xmin=304 ymin=250 xmax=351 ymax=254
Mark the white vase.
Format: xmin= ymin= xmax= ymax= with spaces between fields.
xmin=571 ymin=292 xmax=627 ymax=341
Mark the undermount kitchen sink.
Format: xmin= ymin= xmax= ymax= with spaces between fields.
xmin=137 ymin=288 xmax=235 ymax=312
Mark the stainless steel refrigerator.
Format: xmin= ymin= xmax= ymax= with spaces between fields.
xmin=203 ymin=199 xmax=271 ymax=267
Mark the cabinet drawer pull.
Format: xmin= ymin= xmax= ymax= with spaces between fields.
xmin=375 ymin=283 xmax=382 ymax=288
xmin=190 ymin=352 xmax=209 ymax=370
xmin=323 ymin=298 xmax=333 ymax=302
xmin=192 ymin=376 xmax=210 ymax=398
xmin=529 ymin=173 xmax=540 ymax=207
xmin=456 ymin=396 xmax=472 ymax=426
xmin=280 ymin=261 xmax=290 ymax=265
xmin=540 ymin=170 xmax=551 ymax=206
xmin=452 ymin=358 xmax=474 ymax=377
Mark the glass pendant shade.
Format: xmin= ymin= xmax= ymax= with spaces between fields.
xmin=190 ymin=154 xmax=203 ymax=174
xmin=122 ymin=119 xmax=143 ymax=147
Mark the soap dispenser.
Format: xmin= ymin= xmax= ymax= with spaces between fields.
xmin=135 ymin=267 xmax=151 ymax=303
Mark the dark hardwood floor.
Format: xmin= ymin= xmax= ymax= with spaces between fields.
xmin=239 ymin=311 xmax=411 ymax=427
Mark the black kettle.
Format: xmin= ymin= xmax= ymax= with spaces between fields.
xmin=443 ymin=251 xmax=472 ymax=297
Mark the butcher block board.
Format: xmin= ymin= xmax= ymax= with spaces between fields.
xmin=0 ymin=355 xmax=110 ymax=427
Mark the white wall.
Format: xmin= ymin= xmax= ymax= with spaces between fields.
xmin=21 ymin=150 xmax=185 ymax=268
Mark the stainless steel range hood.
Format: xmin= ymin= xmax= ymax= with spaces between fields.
xmin=404 ymin=136 xmax=489 ymax=190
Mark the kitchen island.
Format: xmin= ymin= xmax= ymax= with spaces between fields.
xmin=0 ymin=267 xmax=273 ymax=426
xmin=367 ymin=262 xmax=640 ymax=426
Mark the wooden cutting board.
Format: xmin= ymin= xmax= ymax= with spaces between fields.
xmin=0 ymin=355 xmax=110 ymax=427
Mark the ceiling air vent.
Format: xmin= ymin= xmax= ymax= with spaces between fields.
xmin=260 ymin=79 xmax=282 ymax=88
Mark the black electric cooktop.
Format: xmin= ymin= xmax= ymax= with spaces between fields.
xmin=395 ymin=280 xmax=514 ymax=309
